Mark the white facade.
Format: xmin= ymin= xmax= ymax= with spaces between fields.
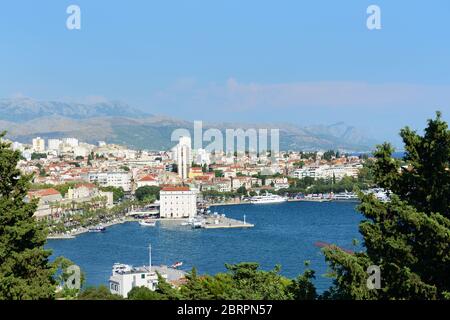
xmin=32 ymin=137 xmax=45 ymax=153
xmin=160 ymin=187 xmax=197 ymax=219
xmin=88 ymin=172 xmax=132 ymax=192
xmin=292 ymin=164 xmax=361 ymax=181
xmin=176 ymin=136 xmax=192 ymax=180
xmin=62 ymin=137 xmax=79 ymax=147
xmin=109 ymin=266 xmax=161 ymax=298
xmin=47 ymin=139 xmax=62 ymax=151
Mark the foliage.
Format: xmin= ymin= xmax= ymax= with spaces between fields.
xmin=78 ymin=285 xmax=123 ymax=300
xmin=100 ymin=186 xmax=125 ymax=202
xmin=127 ymin=263 xmax=317 ymax=301
xmin=31 ymin=152 xmax=47 ymax=160
xmin=0 ymin=132 xmax=56 ymax=300
xmin=135 ymin=186 xmax=161 ymax=202
xmin=323 ymin=112 xmax=450 ymax=300
xmin=214 ymin=170 xmax=224 ymax=178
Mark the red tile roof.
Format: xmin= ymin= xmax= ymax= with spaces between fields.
xmin=28 ymin=188 xmax=61 ymax=198
xmin=139 ymin=174 xmax=157 ymax=182
xmin=161 ymin=186 xmax=190 ymax=191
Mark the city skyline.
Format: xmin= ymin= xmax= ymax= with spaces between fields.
xmin=1 ymin=1 xmax=450 ymax=147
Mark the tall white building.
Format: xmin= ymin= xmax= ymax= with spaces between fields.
xmin=47 ymin=139 xmax=62 ymax=151
xmin=62 ymin=137 xmax=79 ymax=147
xmin=32 ymin=137 xmax=45 ymax=153
xmin=160 ymin=186 xmax=197 ymax=219
xmin=176 ymin=136 xmax=192 ymax=180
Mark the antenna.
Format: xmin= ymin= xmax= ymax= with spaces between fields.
xmin=148 ymin=243 xmax=152 ymax=270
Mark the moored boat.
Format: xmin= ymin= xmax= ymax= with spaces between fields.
xmin=250 ymin=194 xmax=287 ymax=204
xmin=139 ymin=220 xmax=157 ymax=227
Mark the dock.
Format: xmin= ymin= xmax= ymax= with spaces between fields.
xmin=202 ymin=215 xmax=254 ymax=229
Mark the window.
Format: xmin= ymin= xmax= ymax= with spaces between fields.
xmin=141 ymin=274 xmax=145 ymax=279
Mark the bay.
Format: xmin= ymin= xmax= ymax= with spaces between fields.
xmin=46 ymin=201 xmax=362 ymax=292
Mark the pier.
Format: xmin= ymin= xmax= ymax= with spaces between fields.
xmin=202 ymin=214 xmax=254 ymax=229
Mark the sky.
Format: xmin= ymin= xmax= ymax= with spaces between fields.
xmin=1 ymin=0 xmax=450 ymax=146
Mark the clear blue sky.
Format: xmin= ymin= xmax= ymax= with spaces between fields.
xmin=1 ymin=0 xmax=450 ymax=145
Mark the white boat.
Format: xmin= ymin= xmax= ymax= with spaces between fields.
xmin=250 ymin=194 xmax=287 ymax=204
xmin=192 ymin=220 xmax=203 ymax=229
xmin=332 ymin=192 xmax=359 ymax=201
xmin=112 ymin=263 xmax=132 ymax=275
xmin=88 ymin=225 xmax=106 ymax=232
xmin=139 ymin=220 xmax=156 ymax=227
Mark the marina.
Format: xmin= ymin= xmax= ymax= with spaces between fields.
xmin=46 ymin=201 xmax=362 ymax=293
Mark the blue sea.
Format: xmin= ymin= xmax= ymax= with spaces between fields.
xmin=46 ymin=201 xmax=363 ymax=293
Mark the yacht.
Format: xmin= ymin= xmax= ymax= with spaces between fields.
xmin=139 ymin=220 xmax=157 ymax=227
xmin=88 ymin=225 xmax=106 ymax=232
xmin=250 ymin=194 xmax=287 ymax=204
xmin=112 ymin=263 xmax=132 ymax=275
xmin=332 ymin=192 xmax=359 ymax=202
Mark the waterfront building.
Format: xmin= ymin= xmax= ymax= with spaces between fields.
xmin=67 ymin=183 xmax=114 ymax=207
xmin=109 ymin=265 xmax=160 ymax=298
xmin=32 ymin=137 xmax=45 ymax=153
xmin=176 ymin=136 xmax=192 ymax=180
xmin=109 ymin=264 xmax=186 ymax=298
xmin=27 ymin=188 xmax=63 ymax=220
xmin=159 ymin=186 xmax=197 ymax=219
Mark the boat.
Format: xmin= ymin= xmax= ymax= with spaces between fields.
xmin=112 ymin=263 xmax=132 ymax=275
xmin=250 ymin=194 xmax=287 ymax=204
xmin=192 ymin=220 xmax=204 ymax=229
xmin=139 ymin=220 xmax=156 ymax=227
xmin=88 ymin=225 xmax=106 ymax=232
xmin=171 ymin=261 xmax=183 ymax=269
xmin=332 ymin=192 xmax=359 ymax=202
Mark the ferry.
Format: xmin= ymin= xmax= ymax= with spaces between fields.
xmin=88 ymin=225 xmax=106 ymax=233
xmin=332 ymin=192 xmax=359 ymax=202
xmin=139 ymin=220 xmax=157 ymax=227
xmin=250 ymin=194 xmax=287 ymax=204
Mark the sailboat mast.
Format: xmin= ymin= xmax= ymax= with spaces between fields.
xmin=148 ymin=243 xmax=152 ymax=269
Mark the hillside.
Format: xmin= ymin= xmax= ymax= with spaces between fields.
xmin=0 ymin=98 xmax=378 ymax=152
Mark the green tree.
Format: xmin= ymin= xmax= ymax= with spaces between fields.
xmin=31 ymin=152 xmax=47 ymax=160
xmin=78 ymin=285 xmax=123 ymax=300
xmin=0 ymin=132 xmax=56 ymax=299
xmin=214 ymin=170 xmax=224 ymax=178
xmin=322 ymin=112 xmax=450 ymax=300
xmin=287 ymin=262 xmax=317 ymax=300
xmin=100 ymin=186 xmax=125 ymax=202
xmin=135 ymin=186 xmax=161 ymax=202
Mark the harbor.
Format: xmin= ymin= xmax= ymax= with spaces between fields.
xmin=46 ymin=201 xmax=362 ymax=293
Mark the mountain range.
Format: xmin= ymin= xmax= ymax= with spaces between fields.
xmin=0 ymin=98 xmax=378 ymax=152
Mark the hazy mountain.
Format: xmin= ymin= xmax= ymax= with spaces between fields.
xmin=0 ymin=97 xmax=149 ymax=122
xmin=0 ymin=98 xmax=378 ymax=152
